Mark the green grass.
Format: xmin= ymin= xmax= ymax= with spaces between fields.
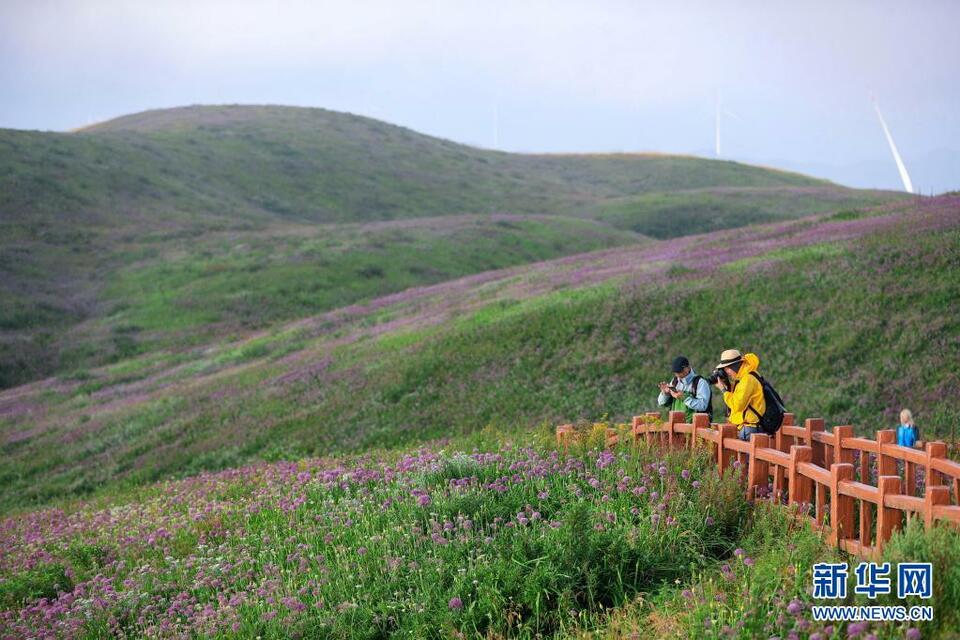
xmin=0 ymin=105 xmax=904 ymax=388
xmin=0 ymin=434 xmax=756 ymax=638
xmin=101 ymin=216 xmax=640 ymax=336
xmin=604 ymin=499 xmax=960 ymax=639
xmin=1 ymin=200 xmax=956 ymax=514
xmin=591 ymin=187 xmax=896 ymax=239
xmin=721 ymin=243 xmax=846 ymax=272
xmin=3 ymin=431 xmax=958 ymax=638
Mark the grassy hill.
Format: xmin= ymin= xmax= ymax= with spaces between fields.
xmin=2 ymin=195 xmax=955 ymax=514
xmin=4 ymin=104 xmax=848 ymax=231
xmin=0 ymin=105 xmax=954 ymax=638
xmin=2 ymin=419 xmax=957 ymax=638
xmin=0 ymin=105 xmax=901 ymax=388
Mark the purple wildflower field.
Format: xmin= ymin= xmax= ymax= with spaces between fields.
xmin=0 ymin=438 xmax=749 ymax=638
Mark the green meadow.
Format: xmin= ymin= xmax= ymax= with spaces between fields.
xmin=1 ymin=106 xmax=955 ymax=639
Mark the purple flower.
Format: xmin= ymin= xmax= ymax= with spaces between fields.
xmin=417 ymin=494 xmax=431 ymax=507
xmin=448 ymin=597 xmax=463 ymax=611
xmin=905 ymin=630 xmax=921 ymax=640
xmin=596 ymin=451 xmax=616 ymax=469
xmin=734 ymin=548 xmax=745 ymax=557
xmin=786 ymin=600 xmax=802 ymax=615
xmin=357 ymin=547 xmax=367 ymax=555
xmin=705 ymin=516 xmax=715 ymax=525
xmin=847 ymin=622 xmax=867 ymax=637
xmin=681 ymin=469 xmax=691 ymax=480
xmin=744 ymin=557 xmax=755 ymax=567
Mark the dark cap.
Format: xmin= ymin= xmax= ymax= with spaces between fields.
xmin=671 ymin=356 xmax=690 ymax=373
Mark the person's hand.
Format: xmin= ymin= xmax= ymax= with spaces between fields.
xmin=714 ymin=380 xmax=727 ymax=392
xmin=669 ymin=389 xmax=683 ymax=399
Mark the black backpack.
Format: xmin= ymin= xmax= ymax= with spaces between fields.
xmin=689 ymin=375 xmax=714 ymax=422
xmin=746 ymin=371 xmax=786 ymax=435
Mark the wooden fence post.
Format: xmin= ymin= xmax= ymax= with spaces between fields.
xmin=645 ymin=412 xmax=659 ymax=446
xmin=860 ymin=492 xmax=873 ymax=553
xmin=833 ymin=425 xmax=854 ymax=465
xmin=748 ymin=433 xmax=770 ymax=501
xmin=668 ymin=411 xmax=685 ymax=449
xmin=631 ymin=415 xmax=642 ymax=444
xmin=905 ymin=460 xmax=917 ymax=497
xmin=859 ymin=445 xmax=871 ymax=485
xmin=830 ymin=463 xmax=855 ymax=546
xmin=556 ymin=424 xmax=574 ymax=450
xmin=776 ymin=413 xmax=795 ymax=451
xmin=606 ymin=427 xmax=618 ymax=448
xmin=876 ymin=475 xmax=903 ymax=554
xmin=806 ymin=418 xmax=826 ymax=467
xmin=773 ymin=414 xmax=794 ymax=501
xmin=692 ymin=413 xmax=709 ymax=451
xmin=788 ymin=445 xmax=813 ymax=507
xmin=877 ymin=430 xmax=897 ymax=477
xmin=924 ymin=485 xmax=950 ymax=530
xmin=717 ymin=424 xmax=738 ymax=476
xmin=926 ymin=441 xmax=947 ymax=487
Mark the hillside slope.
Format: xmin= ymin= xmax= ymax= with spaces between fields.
xmin=0 ymin=105 xmax=901 ymax=388
xmin=7 ymin=104 xmax=843 ymax=228
xmin=1 ymin=195 xmax=955 ymax=513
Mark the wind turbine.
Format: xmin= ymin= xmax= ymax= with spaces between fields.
xmin=872 ymin=96 xmax=914 ymax=194
xmin=715 ymin=89 xmax=741 ymax=158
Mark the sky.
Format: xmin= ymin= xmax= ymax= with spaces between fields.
xmin=1 ymin=0 xmax=958 ymax=193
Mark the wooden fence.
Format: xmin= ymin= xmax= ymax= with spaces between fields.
xmin=556 ymin=412 xmax=960 ymax=559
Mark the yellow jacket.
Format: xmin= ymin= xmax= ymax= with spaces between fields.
xmin=722 ymin=353 xmax=765 ymax=427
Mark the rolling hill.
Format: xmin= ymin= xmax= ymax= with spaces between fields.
xmin=0 ymin=107 xmax=955 ymax=638
xmin=0 ymin=105 xmax=901 ymax=388
xmin=1 ymin=194 xmax=955 ymax=514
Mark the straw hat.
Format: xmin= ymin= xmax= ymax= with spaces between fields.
xmin=715 ymin=349 xmax=743 ymax=369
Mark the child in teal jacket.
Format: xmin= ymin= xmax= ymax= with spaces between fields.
xmin=896 ymin=409 xmax=919 ymax=448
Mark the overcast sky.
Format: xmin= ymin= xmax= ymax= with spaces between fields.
xmin=1 ymin=0 xmax=958 ymax=192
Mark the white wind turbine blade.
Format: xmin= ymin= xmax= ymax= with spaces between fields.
xmin=714 ymin=89 xmax=742 ymax=157
xmin=872 ymin=98 xmax=914 ymax=194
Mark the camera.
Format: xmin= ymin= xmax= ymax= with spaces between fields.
xmin=707 ymin=368 xmax=728 ymax=387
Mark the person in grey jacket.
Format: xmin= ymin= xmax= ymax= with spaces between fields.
xmin=656 ymin=356 xmax=713 ymax=422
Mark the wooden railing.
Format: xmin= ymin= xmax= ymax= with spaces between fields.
xmin=557 ymin=411 xmax=960 ymax=558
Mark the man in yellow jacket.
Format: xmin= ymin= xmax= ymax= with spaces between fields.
xmin=713 ymin=349 xmax=765 ymax=441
